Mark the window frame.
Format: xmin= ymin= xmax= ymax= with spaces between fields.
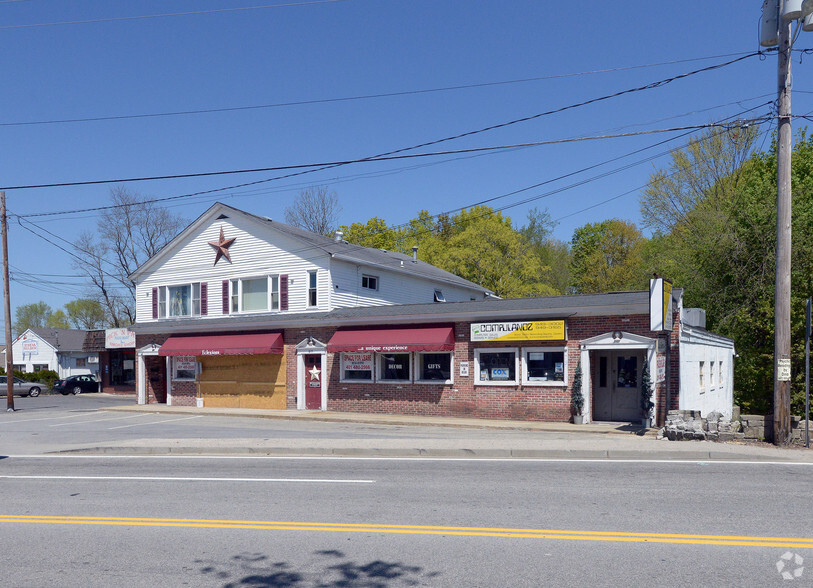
xmin=434 ymin=289 xmax=445 ymax=302
xmin=75 ymin=357 xmax=87 ymax=368
xmin=415 ymin=351 xmax=454 ymax=385
xmin=699 ymin=360 xmax=705 ymax=393
xmin=376 ymin=352 xmax=412 ymax=383
xmin=308 ymin=270 xmax=318 ymax=307
xmin=229 ymin=276 xmax=279 ymax=314
xmin=339 ymin=352 xmax=375 ymax=383
xmin=361 ymin=274 xmax=379 ymax=291
xmin=157 ymin=283 xmax=202 ymax=318
xmin=172 ymin=356 xmax=197 ymax=381
xmin=474 ymin=347 xmax=519 ymax=386
xmin=521 ymin=347 xmax=567 ymax=386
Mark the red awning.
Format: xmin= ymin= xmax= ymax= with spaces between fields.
xmin=158 ymin=332 xmax=284 ymax=357
xmin=327 ymin=325 xmax=454 ymax=353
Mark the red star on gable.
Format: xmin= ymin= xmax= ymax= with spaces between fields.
xmin=208 ymin=227 xmax=236 ymax=266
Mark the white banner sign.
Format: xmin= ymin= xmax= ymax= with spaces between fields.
xmin=105 ymin=328 xmax=136 ymax=349
xmin=342 ymin=353 xmax=373 ymax=371
xmin=22 ymin=339 xmax=38 ymax=355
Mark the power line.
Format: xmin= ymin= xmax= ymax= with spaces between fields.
xmin=4 ymin=51 xmax=764 ymax=201
xmin=0 ymin=53 xmax=762 ymax=128
xmin=0 ymin=0 xmax=349 ymax=30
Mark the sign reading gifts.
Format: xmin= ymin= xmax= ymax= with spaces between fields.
xmin=342 ymin=353 xmax=373 ymax=371
xmin=470 ymin=320 xmax=566 ymax=342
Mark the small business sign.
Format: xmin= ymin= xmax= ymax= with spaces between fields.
xmin=649 ymin=278 xmax=674 ymax=332
xmin=105 ymin=328 xmax=136 ymax=349
xmin=88 ymin=355 xmax=99 ymax=364
xmin=343 ymin=353 xmax=373 ymax=372
xmin=459 ymin=360 xmax=469 ymax=377
xmin=22 ymin=339 xmax=38 ymax=355
xmin=470 ymin=320 xmax=566 ymax=342
xmin=777 ymin=358 xmax=792 ymax=381
xmin=656 ymin=355 xmax=666 ymax=383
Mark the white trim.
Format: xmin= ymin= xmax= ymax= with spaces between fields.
xmin=474 ymin=347 xmax=519 ymax=386
xmin=521 ymin=346 xmax=567 ymax=386
xmin=414 ymin=351 xmax=454 ymax=385
xmin=136 ymin=344 xmax=161 ymax=405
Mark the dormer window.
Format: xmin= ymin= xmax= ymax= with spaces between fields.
xmin=434 ymin=289 xmax=445 ymax=302
xmin=361 ymin=274 xmax=378 ymax=291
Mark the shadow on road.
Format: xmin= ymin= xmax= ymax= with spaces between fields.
xmin=196 ymin=549 xmax=441 ymax=587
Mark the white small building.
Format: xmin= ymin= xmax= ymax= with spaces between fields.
xmin=10 ymin=328 xmax=97 ymax=378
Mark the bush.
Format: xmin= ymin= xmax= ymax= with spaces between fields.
xmin=13 ymin=370 xmax=60 ymax=390
xmin=571 ymin=359 xmax=584 ymax=416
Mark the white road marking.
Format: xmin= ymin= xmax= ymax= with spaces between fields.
xmin=3 ymin=455 xmax=813 ymax=466
xmin=0 ymin=412 xmax=100 ymax=425
xmin=108 ymin=415 xmax=204 ymax=429
xmin=0 ymin=475 xmax=374 ymax=483
xmin=49 ymin=414 xmax=151 ymax=427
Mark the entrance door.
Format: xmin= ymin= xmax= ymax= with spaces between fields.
xmin=303 ymin=354 xmax=322 ymax=409
xmin=592 ymin=351 xmax=642 ymax=422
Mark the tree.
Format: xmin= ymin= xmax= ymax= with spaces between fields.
xmin=569 ymin=219 xmax=646 ymax=294
xmin=72 ymin=187 xmax=187 ymax=327
xmin=339 ymin=217 xmax=402 ymax=251
xmin=65 ymin=298 xmax=106 ymax=329
xmin=521 ymin=207 xmax=571 ymax=295
xmin=14 ymin=301 xmax=52 ymax=333
xmin=47 ymin=310 xmax=71 ymax=329
xmin=284 ymin=186 xmax=342 ymax=235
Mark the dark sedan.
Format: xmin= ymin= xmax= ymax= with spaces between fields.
xmin=53 ymin=374 xmax=99 ymax=395
xmin=0 ymin=375 xmax=44 ymax=397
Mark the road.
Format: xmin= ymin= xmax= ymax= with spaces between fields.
xmin=1 ymin=396 xmax=812 ymax=586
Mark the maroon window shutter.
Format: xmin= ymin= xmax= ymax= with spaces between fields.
xmin=152 ymin=287 xmax=158 ymax=319
xmin=200 ymin=282 xmax=208 ymax=316
xmin=280 ymin=274 xmax=288 ymax=311
xmin=222 ymin=280 xmax=229 ymax=314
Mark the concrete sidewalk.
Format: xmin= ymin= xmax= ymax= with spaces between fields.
xmin=93 ymin=403 xmax=813 ymax=462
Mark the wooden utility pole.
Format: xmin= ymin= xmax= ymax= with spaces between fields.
xmin=774 ymin=7 xmax=792 ymax=444
xmin=1 ymin=192 xmax=14 ymax=412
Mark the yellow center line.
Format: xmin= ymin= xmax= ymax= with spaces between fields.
xmin=1 ymin=515 xmax=812 ymax=548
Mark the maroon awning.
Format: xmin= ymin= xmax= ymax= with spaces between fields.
xmin=327 ymin=325 xmax=454 ymax=353
xmin=158 ymin=332 xmax=284 ymax=356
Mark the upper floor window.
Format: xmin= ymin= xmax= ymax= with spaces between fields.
xmin=230 ymin=276 xmax=279 ymax=313
xmin=308 ymin=271 xmax=318 ymax=307
xmin=158 ymin=283 xmax=202 ymax=318
xmin=361 ymin=274 xmax=378 ymax=291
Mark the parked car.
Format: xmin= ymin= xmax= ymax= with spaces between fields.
xmin=0 ymin=375 xmax=44 ymax=397
xmin=53 ymin=375 xmax=99 ymax=395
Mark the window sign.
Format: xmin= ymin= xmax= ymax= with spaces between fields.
xmin=418 ymin=353 xmax=452 ymax=382
xmin=341 ymin=352 xmax=373 ymax=381
xmin=173 ymin=356 xmax=197 ymax=380
xmin=379 ymin=353 xmax=410 ymax=381
xmin=459 ymin=361 xmax=469 ymax=377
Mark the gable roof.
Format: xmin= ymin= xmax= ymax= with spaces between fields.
xmin=129 ymin=202 xmax=494 ymax=296
xmin=25 ymin=328 xmax=88 ymax=352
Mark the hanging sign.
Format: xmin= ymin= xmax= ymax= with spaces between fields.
xmin=105 ymin=328 xmax=136 ymax=349
xmin=470 ymin=320 xmax=565 ymax=342
xmin=650 ymin=277 xmax=674 ymax=332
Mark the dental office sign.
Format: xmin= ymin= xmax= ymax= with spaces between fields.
xmin=470 ymin=320 xmax=566 ymax=342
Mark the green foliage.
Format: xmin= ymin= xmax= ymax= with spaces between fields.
xmin=641 ymin=127 xmax=813 ymax=416
xmin=342 ymin=206 xmax=559 ymax=299
xmin=12 ymin=370 xmax=59 ymax=390
xmin=47 ymin=309 xmax=71 ymax=329
xmin=569 ymin=219 xmax=646 ymax=294
xmin=571 ymin=359 xmax=584 ymax=416
xmin=65 ymin=298 xmax=106 ymax=329
xmin=13 ymin=301 xmax=53 ymax=334
xmin=640 ymin=361 xmax=654 ymax=418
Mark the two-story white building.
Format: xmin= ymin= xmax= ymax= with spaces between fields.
xmin=129 ymin=202 xmax=735 ymax=424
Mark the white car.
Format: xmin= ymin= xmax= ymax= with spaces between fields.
xmin=0 ymin=375 xmax=43 ymax=397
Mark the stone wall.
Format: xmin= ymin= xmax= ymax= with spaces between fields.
xmin=660 ymin=409 xmax=812 ymax=444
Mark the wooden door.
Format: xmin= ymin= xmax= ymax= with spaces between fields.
xmin=304 ymin=354 xmax=322 ymax=409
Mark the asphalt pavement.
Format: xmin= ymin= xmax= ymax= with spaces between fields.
xmin=89 ymin=400 xmax=813 ymax=462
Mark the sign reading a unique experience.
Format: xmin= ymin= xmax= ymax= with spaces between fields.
xmin=470 ymin=320 xmax=566 ymax=342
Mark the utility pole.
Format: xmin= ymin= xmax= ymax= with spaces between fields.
xmin=774 ymin=4 xmax=793 ymax=445
xmin=1 ymin=192 xmax=14 ymax=412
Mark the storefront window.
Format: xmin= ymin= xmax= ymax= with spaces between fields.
xmin=341 ymin=352 xmax=373 ymax=381
xmin=173 ymin=356 xmax=197 ymax=381
xmin=109 ymin=349 xmax=136 ymax=386
xmin=523 ymin=348 xmax=566 ymax=385
xmin=474 ymin=348 xmax=518 ymax=385
xmin=378 ymin=353 xmax=410 ymax=381
xmin=417 ymin=352 xmax=452 ymax=383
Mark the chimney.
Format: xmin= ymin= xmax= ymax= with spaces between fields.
xmin=412 ymin=246 xmax=418 ymax=262
xmin=334 ymin=230 xmax=343 ymax=242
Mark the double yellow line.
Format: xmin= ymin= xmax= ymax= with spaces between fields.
xmin=3 ymin=515 xmax=813 ymax=548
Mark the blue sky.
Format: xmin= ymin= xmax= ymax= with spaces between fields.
xmin=0 ymin=0 xmax=808 ymax=323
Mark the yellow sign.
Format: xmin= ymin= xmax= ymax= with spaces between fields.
xmin=470 ymin=320 xmax=566 ymax=342
xmin=663 ymin=280 xmax=672 ymax=327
